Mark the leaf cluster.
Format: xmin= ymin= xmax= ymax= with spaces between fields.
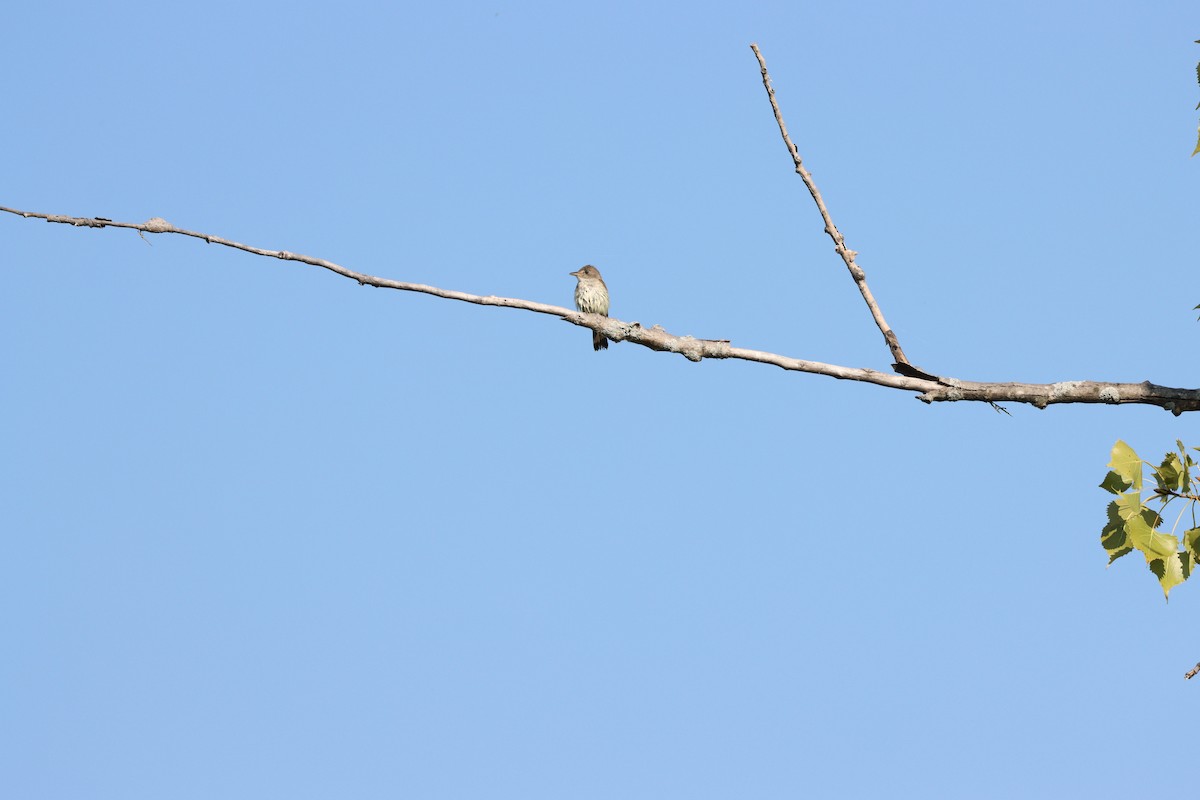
xmin=1100 ymin=440 xmax=1200 ymax=600
xmin=1194 ymin=39 xmax=1200 ymax=156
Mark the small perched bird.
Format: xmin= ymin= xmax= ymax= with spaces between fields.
xmin=569 ymin=264 xmax=610 ymax=351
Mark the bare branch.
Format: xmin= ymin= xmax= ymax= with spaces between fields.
xmin=750 ymin=44 xmax=923 ymax=378
xmin=4 ymin=204 xmax=1199 ymax=414
xmin=0 ymin=206 xmax=570 ymax=314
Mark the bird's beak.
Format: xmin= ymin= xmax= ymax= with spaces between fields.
xmin=568 ymin=270 xmax=580 ymax=277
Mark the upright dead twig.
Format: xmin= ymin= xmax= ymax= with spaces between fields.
xmin=750 ymin=44 xmax=924 ymax=378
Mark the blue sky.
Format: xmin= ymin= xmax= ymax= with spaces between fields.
xmin=2 ymin=1 xmax=1197 ymax=797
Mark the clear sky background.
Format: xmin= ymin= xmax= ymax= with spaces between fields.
xmin=2 ymin=1 xmax=1197 ymax=797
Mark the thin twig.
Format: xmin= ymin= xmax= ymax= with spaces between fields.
xmin=1187 ymin=662 xmax=1200 ymax=680
xmin=1153 ymin=487 xmax=1200 ymax=502
xmin=4 ymin=204 xmax=1200 ymax=414
xmin=750 ymin=44 xmax=920 ymax=377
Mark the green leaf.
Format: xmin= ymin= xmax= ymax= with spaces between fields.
xmin=1099 ymin=470 xmax=1131 ymax=494
xmin=1107 ymin=441 xmax=1142 ymax=491
xmin=1153 ymin=452 xmax=1185 ymax=493
xmin=1125 ymin=510 xmax=1176 ymax=558
xmin=1101 ymin=501 xmax=1132 ymax=564
xmin=1113 ymin=491 xmax=1144 ymax=521
xmin=1140 ymin=507 xmax=1164 ymax=529
xmin=1177 ymin=441 xmax=1193 ymax=490
xmin=1185 ymin=528 xmax=1200 ymax=561
xmin=1147 ymin=553 xmax=1186 ymax=600
xmin=1126 ymin=512 xmax=1183 ymax=599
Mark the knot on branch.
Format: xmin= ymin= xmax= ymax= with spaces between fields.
xmin=678 ymin=336 xmax=705 ymax=362
xmin=143 ymin=217 xmax=172 ymax=232
xmin=673 ymin=336 xmax=730 ymax=362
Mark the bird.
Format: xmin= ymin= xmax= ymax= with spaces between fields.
xmin=569 ymin=265 xmax=610 ymax=351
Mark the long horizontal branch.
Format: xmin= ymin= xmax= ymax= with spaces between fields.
xmin=3 ymin=205 xmax=1199 ymax=414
